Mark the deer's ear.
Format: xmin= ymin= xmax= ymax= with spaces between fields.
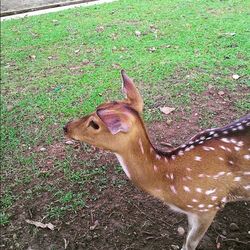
xmin=121 ymin=70 xmax=144 ymax=113
xmin=97 ymin=109 xmax=131 ymax=135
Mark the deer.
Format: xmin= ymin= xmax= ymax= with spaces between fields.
xmin=64 ymin=70 xmax=250 ymax=250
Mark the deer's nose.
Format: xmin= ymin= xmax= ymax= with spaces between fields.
xmin=63 ymin=125 xmax=68 ymax=133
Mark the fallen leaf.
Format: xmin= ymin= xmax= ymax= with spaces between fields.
xmin=39 ymin=147 xmax=46 ymax=152
xmin=29 ymin=55 xmax=36 ymax=60
xmin=160 ymin=107 xmax=175 ymax=115
xmin=112 ymin=63 xmax=121 ymax=69
xmin=148 ymin=47 xmax=156 ymax=52
xmin=177 ymin=226 xmax=185 ymax=236
xmin=232 ymin=74 xmax=240 ymax=80
xmin=218 ymin=91 xmax=225 ymax=96
xmin=96 ymin=26 xmax=105 ymax=33
xmin=82 ymin=59 xmax=90 ymax=65
xmin=135 ymin=30 xmax=141 ymax=37
xmin=225 ymin=32 xmax=236 ymax=36
xmin=64 ymin=238 xmax=69 ymax=249
xmin=25 ymin=219 xmax=55 ymax=230
xmin=90 ymin=220 xmax=99 ymax=230
xmin=65 ymin=140 xmax=74 ymax=145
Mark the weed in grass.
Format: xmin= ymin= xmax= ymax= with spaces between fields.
xmin=235 ymin=98 xmax=250 ymax=112
xmin=47 ymin=191 xmax=86 ymax=219
xmin=0 ymin=212 xmax=10 ymax=226
xmin=0 ymin=190 xmax=15 ymax=226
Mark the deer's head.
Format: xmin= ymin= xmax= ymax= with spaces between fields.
xmin=64 ymin=70 xmax=144 ymax=152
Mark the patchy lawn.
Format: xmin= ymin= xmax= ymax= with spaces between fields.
xmin=1 ymin=0 xmax=250 ymax=249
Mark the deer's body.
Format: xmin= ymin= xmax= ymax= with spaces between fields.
xmin=64 ymin=70 xmax=250 ymax=250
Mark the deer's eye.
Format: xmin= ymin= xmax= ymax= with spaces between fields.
xmin=88 ymin=120 xmax=100 ymax=130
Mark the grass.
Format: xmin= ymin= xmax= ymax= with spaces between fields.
xmin=1 ymin=0 xmax=250 ymax=227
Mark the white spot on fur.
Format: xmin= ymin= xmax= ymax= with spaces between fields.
xmin=233 ymin=176 xmax=241 ymax=182
xmin=200 ymin=209 xmax=209 ymax=212
xmin=202 ymin=146 xmax=215 ymax=151
xmin=218 ymin=157 xmax=224 ymax=161
xmin=243 ymin=172 xmax=250 ymax=175
xmin=178 ymin=150 xmax=184 ymax=156
xmin=156 ymin=154 xmax=161 ymax=160
xmin=183 ymin=186 xmax=190 ymax=192
xmin=194 ymin=156 xmax=202 ymax=161
xmin=196 ymin=188 xmax=202 ymax=193
xmin=198 ymin=204 xmax=205 ymax=208
xmin=237 ymin=125 xmax=244 ymax=130
xmin=153 ymin=165 xmax=158 ymax=172
xmin=170 ymin=185 xmax=177 ymax=194
xmin=230 ymin=139 xmax=237 ymax=144
xmin=138 ymin=138 xmax=144 ymax=154
xmin=186 ymin=167 xmax=192 ymax=172
xmin=243 ymin=155 xmax=250 ymax=160
xmin=198 ymin=174 xmax=205 ymax=178
xmin=205 ymin=189 xmax=216 ymax=195
xmin=221 ymin=138 xmax=231 ymax=143
xmin=237 ymin=141 xmax=244 ymax=147
xmin=192 ymin=199 xmax=198 ymax=203
xmin=221 ymin=197 xmax=227 ymax=203
xmin=234 ymin=146 xmax=241 ymax=151
xmin=214 ymin=172 xmax=226 ymax=178
xmin=244 ymin=185 xmax=250 ymax=190
xmin=211 ymin=196 xmax=217 ymax=201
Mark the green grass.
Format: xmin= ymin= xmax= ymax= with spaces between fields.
xmin=1 ymin=0 xmax=250 ymax=225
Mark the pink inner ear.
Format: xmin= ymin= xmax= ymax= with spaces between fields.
xmin=97 ymin=109 xmax=131 ymax=135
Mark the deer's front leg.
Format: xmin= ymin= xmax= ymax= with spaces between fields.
xmin=181 ymin=211 xmax=217 ymax=250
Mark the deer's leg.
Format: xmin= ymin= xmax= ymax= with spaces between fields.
xmin=181 ymin=211 xmax=217 ymax=250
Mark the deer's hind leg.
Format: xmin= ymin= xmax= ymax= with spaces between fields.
xmin=181 ymin=211 xmax=217 ymax=250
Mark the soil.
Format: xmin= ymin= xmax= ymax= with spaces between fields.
xmin=1 ymin=87 xmax=250 ymax=250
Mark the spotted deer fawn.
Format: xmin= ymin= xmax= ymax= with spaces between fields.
xmin=64 ymin=70 xmax=250 ymax=250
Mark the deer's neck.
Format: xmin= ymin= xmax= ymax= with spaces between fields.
xmin=114 ymin=133 xmax=171 ymax=192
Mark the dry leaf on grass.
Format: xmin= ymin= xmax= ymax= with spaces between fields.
xmin=29 ymin=55 xmax=36 ymax=60
xmin=232 ymin=74 xmax=240 ymax=80
xmin=159 ymin=107 xmax=175 ymax=115
xmin=135 ymin=30 xmax=141 ymax=37
xmin=25 ymin=219 xmax=55 ymax=230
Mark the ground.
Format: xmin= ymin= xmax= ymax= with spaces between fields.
xmin=1 ymin=0 xmax=250 ymax=249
